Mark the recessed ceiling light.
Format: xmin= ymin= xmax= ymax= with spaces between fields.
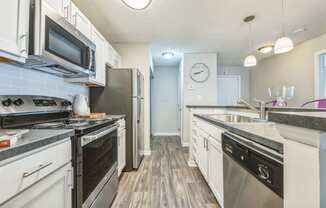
xmin=121 ymin=0 xmax=152 ymax=10
xmin=162 ymin=52 xmax=174 ymax=59
xmin=258 ymin=45 xmax=274 ymax=54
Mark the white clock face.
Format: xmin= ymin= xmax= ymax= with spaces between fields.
xmin=190 ymin=63 xmax=210 ymax=83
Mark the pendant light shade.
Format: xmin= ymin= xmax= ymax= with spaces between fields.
xmin=243 ymin=16 xmax=257 ymax=68
xmin=274 ymin=36 xmax=294 ymax=54
xmin=121 ymin=0 xmax=152 ymax=10
xmin=244 ymin=55 xmax=257 ymax=67
xmin=274 ymin=0 xmax=294 ymax=54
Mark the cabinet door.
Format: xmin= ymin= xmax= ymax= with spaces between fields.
xmin=208 ymin=138 xmax=224 ymax=206
xmin=44 ymin=0 xmax=63 ymax=15
xmin=0 ymin=0 xmax=29 ymax=63
xmin=2 ymin=163 xmax=73 ymax=208
xmin=197 ymin=131 xmax=208 ymax=180
xmin=91 ymin=27 xmax=106 ymax=86
xmin=71 ymin=2 xmax=92 ymax=39
xmin=62 ymin=0 xmax=71 ymax=22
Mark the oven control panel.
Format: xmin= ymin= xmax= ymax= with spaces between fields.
xmin=0 ymin=96 xmax=72 ymax=114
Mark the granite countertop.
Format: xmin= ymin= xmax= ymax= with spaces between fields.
xmin=0 ymin=129 xmax=74 ymax=163
xmin=195 ymin=113 xmax=326 ymax=151
xmin=195 ymin=114 xmax=284 ymax=154
xmin=186 ymin=104 xmax=326 ymax=112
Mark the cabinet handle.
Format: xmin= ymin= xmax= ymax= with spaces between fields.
xmin=73 ymin=14 xmax=77 ymax=26
xmin=206 ymin=139 xmax=209 ymax=151
xmin=64 ymin=6 xmax=69 ymax=20
xmin=22 ymin=162 xmax=53 ymax=178
xmin=20 ymin=33 xmax=28 ymax=54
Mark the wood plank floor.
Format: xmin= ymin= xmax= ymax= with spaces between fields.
xmin=111 ymin=136 xmax=220 ymax=208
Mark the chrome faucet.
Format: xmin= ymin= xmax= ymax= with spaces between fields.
xmin=237 ymin=99 xmax=266 ymax=120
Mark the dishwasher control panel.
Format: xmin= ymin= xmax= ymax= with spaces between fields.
xmin=222 ymin=133 xmax=283 ymax=198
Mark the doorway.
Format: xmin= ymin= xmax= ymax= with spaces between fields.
xmin=217 ymin=75 xmax=241 ymax=105
xmin=150 ymin=66 xmax=180 ymax=136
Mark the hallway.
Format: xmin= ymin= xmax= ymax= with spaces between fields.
xmin=111 ymin=136 xmax=220 ymax=208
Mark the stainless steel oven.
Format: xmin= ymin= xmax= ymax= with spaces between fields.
xmin=81 ymin=124 xmax=118 ymax=208
xmin=25 ymin=0 xmax=96 ymax=77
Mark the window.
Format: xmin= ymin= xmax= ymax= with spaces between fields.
xmin=320 ymin=53 xmax=326 ymax=98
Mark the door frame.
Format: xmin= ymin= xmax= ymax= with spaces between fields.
xmin=314 ymin=49 xmax=326 ymax=101
xmin=217 ymin=75 xmax=242 ymax=105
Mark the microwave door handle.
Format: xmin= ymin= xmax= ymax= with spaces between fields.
xmin=88 ymin=48 xmax=93 ymax=70
xmin=81 ymin=124 xmax=119 ymax=146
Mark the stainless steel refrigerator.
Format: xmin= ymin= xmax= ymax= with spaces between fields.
xmin=90 ymin=68 xmax=144 ymax=171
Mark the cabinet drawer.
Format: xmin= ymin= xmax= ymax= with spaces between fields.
xmin=0 ymin=139 xmax=71 ymax=204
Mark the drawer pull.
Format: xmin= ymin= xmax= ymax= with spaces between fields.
xmin=23 ymin=162 xmax=53 ymax=178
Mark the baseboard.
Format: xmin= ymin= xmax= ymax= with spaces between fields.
xmin=187 ymin=160 xmax=197 ymax=167
xmin=152 ymin=132 xmax=180 ymax=137
xmin=181 ymin=141 xmax=189 ymax=147
xmin=141 ymin=150 xmax=151 ymax=156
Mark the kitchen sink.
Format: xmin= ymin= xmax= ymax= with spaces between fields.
xmin=207 ymin=114 xmax=265 ymax=123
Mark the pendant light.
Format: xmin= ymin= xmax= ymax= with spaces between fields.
xmin=121 ymin=0 xmax=152 ymax=10
xmin=274 ymin=0 xmax=294 ymax=54
xmin=243 ymin=16 xmax=257 ymax=68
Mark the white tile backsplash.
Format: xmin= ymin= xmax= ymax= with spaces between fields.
xmin=0 ymin=63 xmax=88 ymax=101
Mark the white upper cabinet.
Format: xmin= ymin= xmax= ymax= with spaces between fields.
xmin=0 ymin=0 xmax=30 ymax=63
xmin=44 ymin=0 xmax=64 ymax=15
xmin=70 ymin=2 xmax=92 ymax=39
xmin=91 ymin=26 xmax=107 ymax=86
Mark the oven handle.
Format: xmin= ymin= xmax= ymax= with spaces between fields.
xmin=81 ymin=124 xmax=119 ymax=146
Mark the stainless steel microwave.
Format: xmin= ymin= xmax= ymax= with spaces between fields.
xmin=22 ymin=0 xmax=96 ymax=78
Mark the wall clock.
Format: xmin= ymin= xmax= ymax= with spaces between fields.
xmin=190 ymin=63 xmax=210 ymax=83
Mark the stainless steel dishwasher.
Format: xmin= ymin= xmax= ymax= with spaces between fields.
xmin=222 ymin=132 xmax=283 ymax=208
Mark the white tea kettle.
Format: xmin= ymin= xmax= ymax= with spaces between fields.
xmin=73 ymin=94 xmax=90 ymax=116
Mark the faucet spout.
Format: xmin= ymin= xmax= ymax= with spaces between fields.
xmin=237 ymin=98 xmax=266 ymax=120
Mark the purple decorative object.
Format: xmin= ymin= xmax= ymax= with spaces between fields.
xmin=318 ymin=99 xmax=326 ymax=108
xmin=301 ymin=99 xmax=326 ymax=108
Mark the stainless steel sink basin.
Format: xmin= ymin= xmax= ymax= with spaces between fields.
xmin=207 ymin=114 xmax=264 ymax=123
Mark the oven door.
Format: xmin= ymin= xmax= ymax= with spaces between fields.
xmin=30 ymin=0 xmax=96 ymax=77
xmin=81 ymin=124 xmax=118 ymax=208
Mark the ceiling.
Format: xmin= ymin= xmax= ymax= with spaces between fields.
xmin=74 ymin=0 xmax=326 ymax=67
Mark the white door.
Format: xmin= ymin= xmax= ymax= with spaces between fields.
xmin=71 ymin=2 xmax=92 ymax=39
xmin=0 ymin=0 xmax=30 ymax=63
xmin=91 ymin=27 xmax=106 ymax=86
xmin=217 ymin=75 xmax=241 ymax=105
xmin=198 ymin=131 xmax=208 ymax=179
xmin=2 ymin=163 xmax=73 ymax=208
xmin=208 ymin=139 xmax=224 ymax=206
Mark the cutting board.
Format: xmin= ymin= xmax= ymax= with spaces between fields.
xmin=77 ymin=113 xmax=106 ymax=119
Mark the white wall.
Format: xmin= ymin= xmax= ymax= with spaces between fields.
xmin=218 ymin=66 xmax=250 ymax=101
xmin=151 ymin=66 xmax=179 ymax=135
xmin=113 ymin=43 xmax=151 ymax=154
xmin=181 ymin=53 xmax=218 ymax=146
xmin=250 ymin=33 xmax=326 ymax=107
xmin=0 ymin=63 xmax=88 ymax=100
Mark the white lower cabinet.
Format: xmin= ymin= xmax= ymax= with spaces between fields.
xmin=197 ymin=130 xmax=209 ymax=179
xmin=192 ymin=119 xmax=225 ymax=207
xmin=2 ymin=163 xmax=73 ymax=208
xmin=208 ymin=138 xmax=224 ymax=206
xmin=0 ymin=139 xmax=72 ymax=207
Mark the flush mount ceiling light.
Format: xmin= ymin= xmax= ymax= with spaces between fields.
xmin=162 ymin=52 xmax=174 ymax=59
xmin=243 ymin=15 xmax=257 ymax=68
xmin=274 ymin=0 xmax=294 ymax=54
xmin=121 ymin=0 xmax=152 ymax=10
xmin=258 ymin=45 xmax=274 ymax=54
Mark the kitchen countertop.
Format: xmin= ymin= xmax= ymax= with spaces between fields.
xmin=0 ymin=129 xmax=74 ymax=163
xmin=186 ymin=104 xmax=326 ymax=112
xmin=195 ymin=113 xmax=326 ymax=151
xmin=195 ymin=114 xmax=284 ymax=153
